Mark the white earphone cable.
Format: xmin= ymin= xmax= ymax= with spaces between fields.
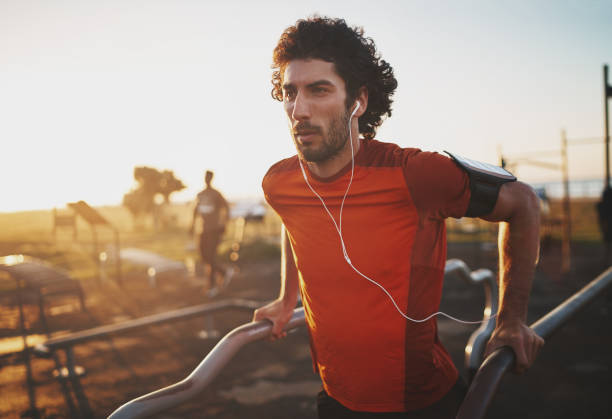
xmin=297 ymin=103 xmax=495 ymax=325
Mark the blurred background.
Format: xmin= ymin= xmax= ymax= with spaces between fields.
xmin=1 ymin=0 xmax=610 ymax=212
xmin=1 ymin=1 xmax=611 ymax=418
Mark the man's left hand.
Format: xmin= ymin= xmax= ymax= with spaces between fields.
xmin=484 ymin=321 xmax=544 ymax=374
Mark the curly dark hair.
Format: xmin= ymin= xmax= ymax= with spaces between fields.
xmin=271 ymin=16 xmax=397 ymax=139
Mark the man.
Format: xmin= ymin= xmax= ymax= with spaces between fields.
xmin=253 ymin=17 xmax=544 ymax=418
xmin=190 ymin=170 xmax=229 ymax=290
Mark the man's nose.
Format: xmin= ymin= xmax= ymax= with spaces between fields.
xmin=291 ymin=92 xmax=310 ymax=121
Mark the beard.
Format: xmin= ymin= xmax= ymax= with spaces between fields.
xmin=292 ymin=107 xmax=351 ymax=163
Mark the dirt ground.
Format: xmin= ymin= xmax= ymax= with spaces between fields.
xmin=1 ymin=239 xmax=611 ymax=419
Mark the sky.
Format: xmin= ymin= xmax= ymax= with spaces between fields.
xmin=1 ymin=0 xmax=611 ymax=212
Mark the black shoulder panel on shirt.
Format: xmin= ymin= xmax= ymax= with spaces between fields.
xmin=444 ymin=151 xmax=517 ymax=217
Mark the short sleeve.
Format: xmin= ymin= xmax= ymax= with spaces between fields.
xmin=261 ymin=170 xmax=275 ymax=209
xmin=401 ymin=150 xmax=471 ymax=219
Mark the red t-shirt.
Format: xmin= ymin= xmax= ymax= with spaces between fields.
xmin=262 ymin=139 xmax=471 ymax=412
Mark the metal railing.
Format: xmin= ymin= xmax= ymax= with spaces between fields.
xmin=109 ymin=259 xmax=496 ymax=419
xmin=108 ymin=308 xmax=305 ymax=419
xmin=34 ymin=298 xmax=263 ymax=419
xmin=443 ymin=259 xmax=498 ymax=378
xmin=35 ymin=298 xmax=261 ymax=353
xmin=456 ymin=265 xmax=612 ymax=419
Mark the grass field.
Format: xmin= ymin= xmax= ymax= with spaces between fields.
xmin=0 ymin=197 xmax=602 ymax=293
xmin=0 ymin=196 xmax=602 ymax=241
xmin=0 ymin=202 xmax=282 ymax=282
xmin=0 ymin=197 xmax=602 ymax=274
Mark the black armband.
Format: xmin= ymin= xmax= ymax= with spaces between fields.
xmin=445 ymin=151 xmax=517 ymax=217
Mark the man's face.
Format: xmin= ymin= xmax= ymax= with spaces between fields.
xmin=282 ymin=59 xmax=351 ymax=163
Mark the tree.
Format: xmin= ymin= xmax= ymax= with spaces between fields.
xmin=159 ymin=170 xmax=186 ymax=204
xmin=122 ymin=187 xmax=153 ymax=218
xmin=122 ymin=167 xmax=186 ymax=226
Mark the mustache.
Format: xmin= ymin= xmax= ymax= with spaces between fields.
xmin=292 ymin=122 xmax=322 ymax=135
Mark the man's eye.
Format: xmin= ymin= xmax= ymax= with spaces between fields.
xmin=283 ymin=90 xmax=296 ymax=100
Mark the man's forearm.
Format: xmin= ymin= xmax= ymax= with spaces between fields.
xmin=482 ymin=182 xmax=544 ymax=373
xmin=279 ymin=225 xmax=299 ymax=308
xmin=497 ymin=208 xmax=540 ymax=325
xmin=252 ymin=226 xmax=299 ymax=338
xmin=482 ymin=181 xmax=541 ymax=324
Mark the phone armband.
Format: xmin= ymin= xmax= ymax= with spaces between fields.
xmin=445 ymin=151 xmax=517 ymax=217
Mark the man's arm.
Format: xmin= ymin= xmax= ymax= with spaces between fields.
xmin=252 ymin=225 xmax=299 ymax=339
xmin=480 ymin=180 xmax=545 ymax=374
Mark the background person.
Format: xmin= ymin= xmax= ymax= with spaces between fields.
xmin=190 ymin=170 xmax=229 ymax=293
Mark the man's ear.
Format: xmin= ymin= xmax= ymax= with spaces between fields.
xmin=355 ymin=86 xmax=368 ymax=117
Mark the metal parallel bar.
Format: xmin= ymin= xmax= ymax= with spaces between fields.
xmin=456 ymin=266 xmax=612 ymax=419
xmin=444 ymin=259 xmax=498 ymax=378
xmin=30 ymin=275 xmax=81 ymax=417
xmin=567 ymin=137 xmax=603 ymax=145
xmin=108 ymin=308 xmax=306 ymax=419
xmin=514 ymin=158 xmax=562 ymax=171
xmin=65 ymin=347 xmax=93 ymax=419
xmin=92 ymin=226 xmax=101 ymax=286
xmin=109 ymin=260 xmax=495 ymax=419
xmin=16 ymin=278 xmax=42 ymax=419
xmin=531 ymin=266 xmax=612 ymax=338
xmin=33 ymin=279 xmax=83 ymax=417
xmin=31 ymin=299 xmax=262 ymax=417
xmin=503 ymin=150 xmax=562 ymax=159
xmin=51 ymin=350 xmax=79 ymax=418
xmin=604 ymin=64 xmax=610 ymax=187
xmin=77 ymin=285 xmax=86 ymax=312
xmin=35 ymin=299 xmax=262 ymax=353
xmin=114 ymin=230 xmax=123 ymax=287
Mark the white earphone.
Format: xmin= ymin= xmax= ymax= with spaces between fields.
xmin=351 ymin=101 xmax=360 ymax=118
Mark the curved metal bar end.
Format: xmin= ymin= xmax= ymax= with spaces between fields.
xmin=456 ymin=346 xmax=515 ymax=419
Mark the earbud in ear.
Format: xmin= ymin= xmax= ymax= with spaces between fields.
xmin=351 ymin=102 xmax=360 ymax=117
